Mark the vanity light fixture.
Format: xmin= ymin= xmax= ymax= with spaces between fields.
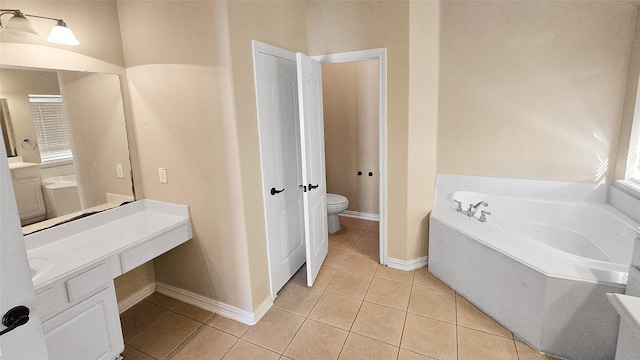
xmin=0 ymin=9 xmax=79 ymax=46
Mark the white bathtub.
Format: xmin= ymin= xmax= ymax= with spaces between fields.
xmin=429 ymin=175 xmax=640 ymax=360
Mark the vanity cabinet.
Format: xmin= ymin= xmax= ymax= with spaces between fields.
xmin=43 ymin=286 xmax=121 ymax=360
xmin=9 ymin=161 xmax=46 ymax=225
xmin=40 ymin=274 xmax=122 ymax=360
xmin=35 ymin=261 xmax=123 ymax=360
xmin=26 ymin=200 xmax=192 ymax=360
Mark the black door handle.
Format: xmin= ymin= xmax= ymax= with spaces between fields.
xmin=270 ymin=187 xmax=285 ymax=195
xmin=308 ymin=184 xmax=319 ymax=190
xmin=0 ymin=306 xmax=30 ymax=337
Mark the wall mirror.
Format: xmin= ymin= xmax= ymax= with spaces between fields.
xmin=0 ymin=65 xmax=134 ymax=234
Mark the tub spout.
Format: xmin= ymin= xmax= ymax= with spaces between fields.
xmin=466 ymin=201 xmax=488 ymax=216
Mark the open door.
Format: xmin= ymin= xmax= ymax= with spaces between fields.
xmin=253 ymin=41 xmax=306 ymax=296
xmin=0 ymin=136 xmax=47 ymax=359
xmin=296 ymin=53 xmax=329 ymax=286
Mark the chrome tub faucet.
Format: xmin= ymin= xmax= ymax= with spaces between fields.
xmin=466 ymin=201 xmax=488 ymax=217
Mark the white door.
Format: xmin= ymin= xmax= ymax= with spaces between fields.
xmin=0 ymin=139 xmax=48 ymax=358
xmin=296 ymin=53 xmax=329 ymax=286
xmin=253 ymin=41 xmax=306 ymax=295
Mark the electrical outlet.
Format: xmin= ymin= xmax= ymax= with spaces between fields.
xmin=158 ymin=167 xmax=167 ymax=183
xmin=116 ymin=164 xmax=124 ymax=179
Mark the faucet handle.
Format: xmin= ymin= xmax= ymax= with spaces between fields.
xmin=479 ymin=210 xmax=491 ymax=223
xmin=453 ymin=200 xmax=462 ymax=212
xmin=466 ymin=204 xmax=475 ymax=216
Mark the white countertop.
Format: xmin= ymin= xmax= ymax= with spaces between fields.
xmin=8 ymin=161 xmax=39 ymax=170
xmin=26 ymin=200 xmax=191 ymax=289
xmin=7 ymin=156 xmax=39 ymax=170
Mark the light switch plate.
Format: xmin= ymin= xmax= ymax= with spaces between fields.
xmin=116 ymin=164 xmax=124 ymax=179
xmin=158 ymin=167 xmax=167 ymax=183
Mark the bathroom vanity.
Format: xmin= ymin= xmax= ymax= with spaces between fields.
xmin=8 ymin=157 xmax=46 ymax=226
xmin=25 ymin=200 xmax=192 ymax=360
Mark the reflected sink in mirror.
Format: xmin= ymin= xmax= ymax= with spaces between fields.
xmin=28 ymin=258 xmax=52 ymax=281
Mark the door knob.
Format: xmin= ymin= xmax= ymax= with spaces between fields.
xmin=0 ymin=306 xmax=30 ymax=337
xmin=308 ymin=184 xmax=319 ymax=190
xmin=270 ymin=187 xmax=285 ymax=195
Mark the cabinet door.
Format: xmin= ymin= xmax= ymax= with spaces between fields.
xmin=13 ymin=178 xmax=45 ymax=222
xmin=42 ymin=284 xmax=123 ymax=360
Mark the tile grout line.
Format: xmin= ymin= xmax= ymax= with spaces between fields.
xmin=218 ymin=336 xmax=241 ymax=360
xmin=396 ymin=299 xmax=409 ymax=360
xmin=239 ymin=331 xmax=286 ymax=357
xmin=125 ymin=303 xmax=173 ymax=346
xmin=159 ymin=318 xmax=205 ymax=360
xmin=455 ymin=290 xmax=460 ymax=360
xmin=160 ymin=321 xmax=195 ymax=359
xmin=338 ymin=218 xmax=375 ymax=359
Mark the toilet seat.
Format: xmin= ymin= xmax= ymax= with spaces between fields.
xmin=326 ymin=193 xmax=349 ymax=233
xmin=327 ymin=193 xmax=348 ymax=209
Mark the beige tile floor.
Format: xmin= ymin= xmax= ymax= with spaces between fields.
xmin=120 ymin=217 xmax=559 ymax=360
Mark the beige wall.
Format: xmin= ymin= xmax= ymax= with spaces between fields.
xmin=117 ymin=0 xmax=254 ymax=310
xmin=323 ymin=60 xmax=379 ymax=215
xmin=438 ymin=1 xmax=637 ymax=183
xmin=406 ymin=0 xmax=440 ymax=260
xmin=58 ymin=72 xmax=133 ymax=208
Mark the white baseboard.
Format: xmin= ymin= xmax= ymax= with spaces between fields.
xmin=118 ymin=282 xmax=157 ymax=314
xmin=340 ymin=211 xmax=380 ymax=221
xmin=155 ymin=281 xmax=273 ymax=326
xmin=386 ymin=256 xmax=428 ymax=271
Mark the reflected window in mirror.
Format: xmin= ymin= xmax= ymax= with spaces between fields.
xmin=29 ymin=94 xmax=74 ymax=165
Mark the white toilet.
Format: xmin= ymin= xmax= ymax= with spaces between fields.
xmin=326 ymin=193 xmax=349 ymax=233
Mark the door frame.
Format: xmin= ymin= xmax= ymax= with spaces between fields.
xmin=312 ymin=48 xmax=388 ymax=265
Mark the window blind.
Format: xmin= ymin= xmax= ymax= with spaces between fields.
xmin=28 ymin=95 xmax=73 ymax=164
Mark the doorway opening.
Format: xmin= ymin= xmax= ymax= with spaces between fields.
xmin=313 ymin=49 xmax=387 ymax=266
